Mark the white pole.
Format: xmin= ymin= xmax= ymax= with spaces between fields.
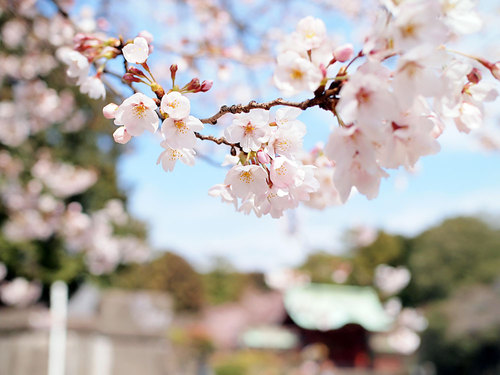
xmin=48 ymin=281 xmax=68 ymax=375
xmin=91 ymin=335 xmax=113 ymax=375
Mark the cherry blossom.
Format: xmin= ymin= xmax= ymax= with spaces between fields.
xmin=114 ymin=93 xmax=159 ymax=137
xmin=161 ymin=115 xmax=204 ymax=149
xmin=336 ymin=63 xmax=395 ymax=134
xmin=325 ymin=126 xmax=388 ymax=203
xmin=390 ymin=0 xmax=448 ymax=52
xmin=79 ymin=76 xmax=106 ymax=100
xmin=270 ymin=107 xmax=307 ymax=158
xmin=374 ymin=264 xmax=412 ymax=296
xmin=295 ymin=16 xmax=327 ymax=50
xmin=157 ymin=142 xmax=196 ymax=172
xmin=62 ymin=50 xmax=90 ymax=84
xmin=333 ymin=44 xmax=354 ymax=62
xmin=273 ymin=51 xmax=322 ymax=97
xmin=113 ymin=126 xmax=132 ymax=144
xmin=440 ymin=0 xmax=482 ymax=35
xmin=122 ymin=36 xmax=149 ymax=64
xmin=0 ymin=278 xmax=42 ymax=308
xmin=50 ymin=3 xmax=500 ymax=219
xmin=160 ymin=91 xmax=191 ymax=119
xmin=103 ymin=103 xmax=118 ymax=119
xmin=224 ymin=109 xmax=270 ymax=153
xmin=224 ymin=164 xmax=268 ymax=199
xmin=270 ymin=156 xmax=300 ymax=189
xmin=208 ymin=184 xmax=238 ymax=209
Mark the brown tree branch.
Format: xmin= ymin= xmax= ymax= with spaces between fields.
xmin=194 ymin=133 xmax=239 ymax=149
xmin=200 ymin=89 xmax=339 ymax=125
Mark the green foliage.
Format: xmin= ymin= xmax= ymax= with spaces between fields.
xmin=349 ymin=231 xmax=407 ymax=286
xmin=211 ymin=350 xmax=286 ymax=375
xmin=299 ymin=251 xmax=347 ymax=284
xmin=419 ymin=283 xmax=500 ymax=374
xmin=113 ymin=251 xmax=205 ymax=312
xmin=403 ymin=217 xmax=500 ymax=305
xmin=202 ymin=257 xmax=268 ymax=305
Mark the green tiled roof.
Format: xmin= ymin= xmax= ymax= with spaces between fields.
xmin=241 ymin=325 xmax=299 ymax=349
xmin=284 ymin=284 xmax=393 ymax=332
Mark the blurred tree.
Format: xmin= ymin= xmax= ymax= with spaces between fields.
xmin=299 ymin=251 xmax=349 ymax=284
xmin=0 ymin=7 xmax=148 ymax=305
xmin=113 ymin=251 xmax=205 ymax=312
xmin=419 ymin=283 xmax=500 ymax=374
xmin=402 ymin=217 xmax=500 ymax=305
xmin=202 ymin=256 xmax=268 ymax=305
xmin=349 ymin=231 xmax=408 ymax=286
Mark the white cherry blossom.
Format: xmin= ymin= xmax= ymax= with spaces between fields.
xmin=254 ymin=186 xmax=293 ymax=219
xmin=122 ymin=36 xmax=149 ymax=64
xmin=114 ymin=93 xmax=159 ymax=136
xmin=325 ymin=126 xmax=388 ymax=202
xmin=273 ymin=51 xmax=322 ymax=97
xmin=225 ymin=109 xmax=270 ymax=152
xmin=161 ymin=115 xmax=203 ymax=149
xmin=62 ymin=50 xmax=89 ymax=84
xmin=336 ymin=64 xmax=395 ymax=133
xmin=270 ymin=156 xmax=299 ymax=188
xmin=0 ymin=278 xmax=42 ymax=307
xmin=157 ymin=142 xmax=196 ymax=172
xmin=374 ymin=264 xmax=412 ymax=296
xmin=224 ymin=164 xmax=268 ymax=199
xmin=160 ymin=91 xmax=190 ymax=120
xmin=113 ymin=126 xmax=132 ymax=144
xmin=295 ymin=16 xmax=327 ymax=50
xmin=390 ymin=0 xmax=448 ymax=52
xmin=103 ymin=103 xmax=118 ymax=119
xmin=208 ymin=184 xmax=238 ymax=209
xmin=378 ymin=100 xmax=441 ymax=169
xmin=271 ymin=107 xmax=307 ymax=158
xmin=440 ymin=0 xmax=482 ymax=35
xmin=79 ymin=76 xmax=106 ymax=100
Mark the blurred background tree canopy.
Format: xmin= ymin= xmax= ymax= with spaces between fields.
xmin=0 ymin=8 xmax=148 ymax=303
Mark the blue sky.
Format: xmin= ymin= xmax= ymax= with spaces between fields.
xmin=61 ymin=0 xmax=500 ymax=271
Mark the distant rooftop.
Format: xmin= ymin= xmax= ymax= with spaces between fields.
xmin=284 ymin=284 xmax=393 ymax=332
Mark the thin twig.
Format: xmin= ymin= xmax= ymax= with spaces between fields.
xmin=51 ymin=0 xmax=70 ymax=19
xmin=103 ymin=69 xmax=139 ymax=94
xmin=194 ymin=133 xmax=239 ymax=148
xmin=100 ymin=76 xmax=125 ymax=102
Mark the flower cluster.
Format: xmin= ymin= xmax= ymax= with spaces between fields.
xmin=271 ymin=3 xmax=499 ymax=204
xmin=210 ymin=108 xmax=319 ymax=218
xmin=0 ymin=275 xmax=42 ymax=308
xmin=0 ymin=151 xmax=150 ymax=277
xmin=58 ymin=0 xmax=500 ymax=218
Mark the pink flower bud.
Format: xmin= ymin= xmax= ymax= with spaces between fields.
xmin=128 ymin=66 xmax=146 ymax=77
xmin=257 ymin=150 xmax=271 ymax=164
xmin=467 ymin=68 xmax=482 ymax=84
xmin=102 ymin=103 xmax=118 ymax=119
xmin=170 ymin=64 xmax=178 ymax=81
xmin=333 ymin=44 xmax=354 ymax=63
xmin=492 ymin=61 xmax=500 ymax=81
xmin=477 ymin=59 xmax=500 ymax=81
xmin=200 ymin=80 xmax=213 ymax=92
xmin=185 ymin=78 xmax=200 ymax=92
xmin=123 ymin=73 xmax=141 ymax=83
xmin=113 ymin=127 xmax=132 ymax=144
xmin=138 ymin=30 xmax=154 ymax=44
